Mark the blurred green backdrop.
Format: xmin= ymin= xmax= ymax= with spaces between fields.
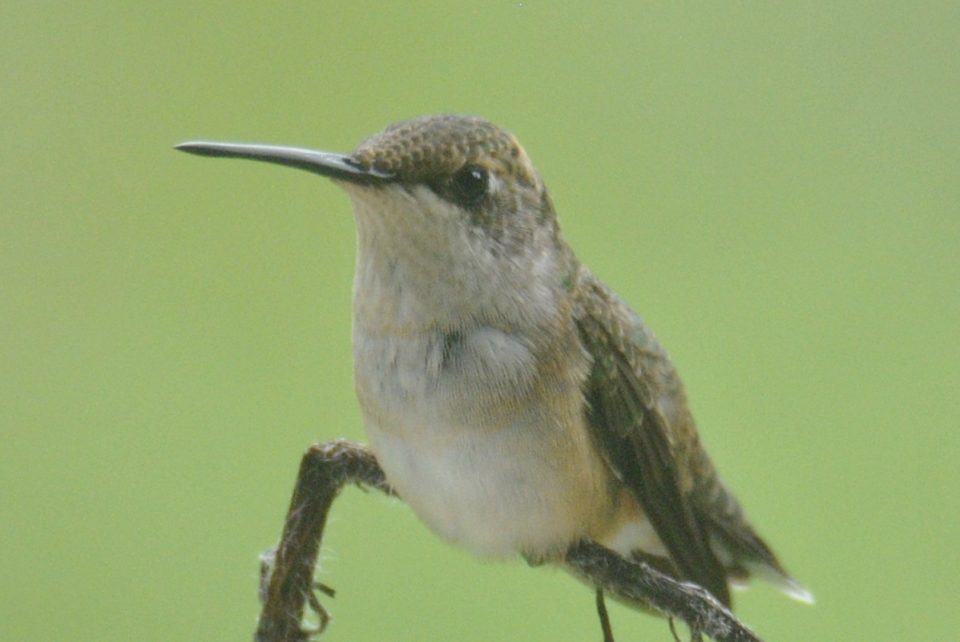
xmin=2 ymin=3 xmax=957 ymax=641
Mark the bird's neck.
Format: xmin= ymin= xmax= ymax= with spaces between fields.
xmin=345 ymin=186 xmax=581 ymax=341
xmin=351 ymin=229 xmax=574 ymax=343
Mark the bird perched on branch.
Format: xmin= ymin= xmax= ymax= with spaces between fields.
xmin=177 ymin=114 xmax=811 ymax=642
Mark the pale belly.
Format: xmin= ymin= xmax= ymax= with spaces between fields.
xmin=353 ymin=325 xmax=664 ymax=560
xmin=354 ymin=327 xmax=611 ymax=556
xmin=365 ymin=414 xmax=608 ymax=559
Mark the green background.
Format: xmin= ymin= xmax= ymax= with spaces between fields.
xmin=3 ymin=3 xmax=957 ymax=641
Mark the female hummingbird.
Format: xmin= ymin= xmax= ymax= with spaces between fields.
xmin=177 ymin=115 xmax=811 ymax=641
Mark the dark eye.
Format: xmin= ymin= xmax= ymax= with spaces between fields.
xmin=449 ymin=164 xmax=488 ymax=207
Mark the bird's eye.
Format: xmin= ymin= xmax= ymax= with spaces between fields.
xmin=449 ymin=165 xmax=488 ymax=207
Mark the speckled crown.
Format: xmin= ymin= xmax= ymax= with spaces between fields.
xmin=351 ymin=115 xmax=537 ymax=187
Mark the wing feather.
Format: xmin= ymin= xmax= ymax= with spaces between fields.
xmin=574 ymin=271 xmax=732 ymax=605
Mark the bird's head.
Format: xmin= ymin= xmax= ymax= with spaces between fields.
xmin=177 ymin=115 xmax=575 ymax=328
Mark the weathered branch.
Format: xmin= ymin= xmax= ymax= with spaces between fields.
xmin=254 ymin=442 xmax=761 ymax=642
xmin=255 ymin=440 xmax=391 ymax=642
xmin=566 ymin=540 xmax=762 ymax=642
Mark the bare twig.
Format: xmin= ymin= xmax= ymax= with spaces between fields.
xmin=255 ymin=441 xmax=391 ymax=642
xmin=254 ymin=443 xmax=760 ymax=642
xmin=566 ymin=541 xmax=761 ymax=642
xmin=596 ymin=588 xmax=615 ymax=642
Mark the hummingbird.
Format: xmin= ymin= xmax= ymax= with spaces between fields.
xmin=176 ymin=115 xmax=811 ymax=642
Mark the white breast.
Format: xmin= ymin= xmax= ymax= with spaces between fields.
xmin=354 ymin=325 xmax=606 ymax=559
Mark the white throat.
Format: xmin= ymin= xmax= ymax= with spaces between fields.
xmin=344 ymin=183 xmax=561 ymax=335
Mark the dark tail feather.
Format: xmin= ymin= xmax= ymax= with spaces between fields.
xmin=695 ymin=474 xmax=814 ymax=604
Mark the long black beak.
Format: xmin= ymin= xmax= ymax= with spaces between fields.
xmin=174 ymin=141 xmax=394 ymax=184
